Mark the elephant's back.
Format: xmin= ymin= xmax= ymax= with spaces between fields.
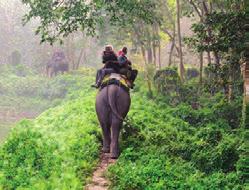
xmin=96 ymin=84 xmax=131 ymax=115
xmin=97 ymin=84 xmax=130 ymax=101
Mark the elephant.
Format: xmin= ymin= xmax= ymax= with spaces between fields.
xmin=46 ymin=51 xmax=69 ymax=78
xmin=96 ymin=83 xmax=131 ymax=159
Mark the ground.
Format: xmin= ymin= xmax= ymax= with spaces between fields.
xmin=86 ymin=153 xmax=116 ymax=190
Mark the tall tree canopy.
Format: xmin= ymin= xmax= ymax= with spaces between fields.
xmin=22 ymin=0 xmax=160 ymax=44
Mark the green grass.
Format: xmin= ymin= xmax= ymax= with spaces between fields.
xmin=0 ymin=66 xmax=103 ymax=189
xmin=0 ymin=66 xmax=246 ymax=189
xmin=0 ymin=72 xmax=102 ymax=189
xmin=0 ymin=65 xmax=95 ymax=147
xmin=106 ymin=82 xmax=245 ymax=190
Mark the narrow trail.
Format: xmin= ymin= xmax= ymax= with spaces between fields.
xmin=85 ymin=153 xmax=116 ymax=190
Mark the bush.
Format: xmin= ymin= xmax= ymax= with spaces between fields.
xmin=108 ymin=149 xmax=242 ymax=190
xmin=0 ymin=128 xmax=59 ymax=189
xmin=213 ymin=97 xmax=242 ymax=129
xmin=107 ymin=82 xmax=244 ymax=189
xmin=236 ymin=133 xmax=249 ymax=182
xmin=0 ymin=69 xmax=244 ymax=189
xmin=186 ymin=68 xmax=199 ymax=80
xmin=0 ymin=76 xmax=100 ymax=190
xmin=192 ymin=133 xmax=240 ymax=173
xmin=154 ymin=67 xmax=181 ymax=96
xmin=154 ymin=68 xmax=201 ymax=106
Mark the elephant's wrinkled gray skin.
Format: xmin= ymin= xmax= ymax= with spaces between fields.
xmin=96 ymin=84 xmax=130 ymax=159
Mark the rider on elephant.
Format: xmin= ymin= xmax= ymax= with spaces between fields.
xmin=95 ymin=47 xmax=137 ymax=158
xmin=118 ymin=47 xmax=138 ymax=88
xmin=46 ymin=50 xmax=69 ymax=77
xmin=91 ymin=45 xmax=119 ymax=88
xmin=92 ymin=45 xmax=138 ymax=88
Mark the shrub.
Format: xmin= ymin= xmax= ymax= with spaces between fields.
xmin=236 ymin=135 xmax=249 ymax=182
xmin=213 ymin=97 xmax=242 ymax=129
xmin=153 ymin=67 xmax=181 ymax=96
xmin=0 ymin=128 xmax=59 ymax=189
xmin=186 ymin=68 xmax=199 ymax=80
xmin=107 ymin=82 xmax=244 ymax=189
xmin=191 ymin=134 xmax=240 ymax=174
xmin=0 ymin=70 xmax=245 ymax=189
xmin=0 ymin=76 xmax=100 ymax=190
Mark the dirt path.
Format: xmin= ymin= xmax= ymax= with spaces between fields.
xmin=85 ymin=153 xmax=116 ymax=190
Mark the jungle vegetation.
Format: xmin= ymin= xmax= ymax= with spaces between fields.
xmin=0 ymin=0 xmax=248 ymax=189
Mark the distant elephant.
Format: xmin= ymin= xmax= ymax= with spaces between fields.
xmin=46 ymin=51 xmax=69 ymax=77
xmin=96 ymin=83 xmax=131 ymax=159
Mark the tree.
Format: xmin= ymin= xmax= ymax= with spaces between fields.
xmin=184 ymin=0 xmax=246 ymax=84
xmin=176 ymin=0 xmax=185 ymax=81
xmin=21 ymin=0 xmax=160 ymax=44
xmin=185 ymin=1 xmax=246 ymax=97
xmin=0 ymin=0 xmax=52 ymax=69
xmin=159 ymin=0 xmax=180 ymax=67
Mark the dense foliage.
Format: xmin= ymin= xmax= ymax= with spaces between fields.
xmin=107 ymin=74 xmax=245 ymax=189
xmin=21 ymin=0 xmax=159 ymax=43
xmin=0 ymin=68 xmax=246 ymax=189
xmin=0 ymin=64 xmax=91 ymax=114
xmin=185 ymin=3 xmax=246 ymax=97
xmin=0 ymin=70 xmax=101 ymax=189
xmin=2 ymin=0 xmax=246 ymax=189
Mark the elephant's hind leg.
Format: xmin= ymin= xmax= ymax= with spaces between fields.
xmin=96 ymin=97 xmax=111 ymax=153
xmin=101 ymin=122 xmax=111 ymax=153
xmin=108 ymin=86 xmax=131 ymax=159
xmin=110 ymin=117 xmax=122 ymax=159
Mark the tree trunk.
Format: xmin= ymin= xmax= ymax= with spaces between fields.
xmin=141 ymin=46 xmax=147 ymax=66
xmin=66 ymin=34 xmax=75 ymax=70
xmin=133 ymin=22 xmax=153 ymax=95
xmin=199 ymin=52 xmax=203 ymax=84
xmin=152 ymin=43 xmax=157 ymax=66
xmin=142 ymin=46 xmax=153 ymax=97
xmin=162 ymin=28 xmax=180 ymax=56
xmin=213 ymin=51 xmax=220 ymax=66
xmin=176 ymin=0 xmax=185 ymax=81
xmin=158 ymin=40 xmax=161 ymax=69
xmin=168 ymin=41 xmax=175 ymax=66
xmin=228 ymin=75 xmax=233 ymax=102
xmin=147 ymin=46 xmax=153 ymax=64
xmin=75 ymin=47 xmax=85 ymax=70
xmin=207 ymin=51 xmax=212 ymax=64
xmin=168 ymin=22 xmax=177 ymax=67
xmin=152 ymin=23 xmax=159 ymax=68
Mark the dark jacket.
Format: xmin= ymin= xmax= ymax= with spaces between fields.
xmin=102 ymin=51 xmax=120 ymax=72
xmin=118 ymin=54 xmax=132 ymax=70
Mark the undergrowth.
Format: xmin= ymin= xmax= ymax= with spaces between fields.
xmin=0 ymin=66 xmax=246 ymax=189
xmin=107 ymin=74 xmax=246 ymax=190
xmin=0 ymin=69 xmax=101 ymax=189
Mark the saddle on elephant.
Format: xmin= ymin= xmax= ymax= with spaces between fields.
xmin=100 ymin=73 xmax=132 ymax=92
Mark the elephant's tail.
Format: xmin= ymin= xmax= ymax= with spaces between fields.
xmin=107 ymin=85 xmax=124 ymax=121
